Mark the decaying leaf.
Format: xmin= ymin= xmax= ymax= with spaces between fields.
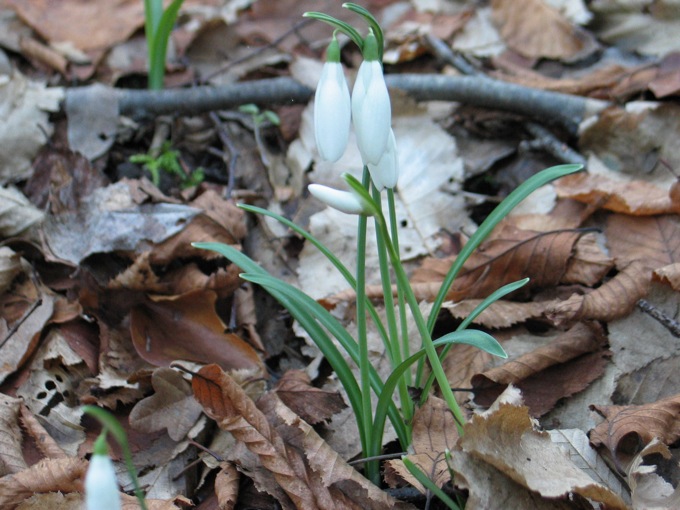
xmin=273 ymin=370 xmax=345 ymax=425
xmin=215 ymin=462 xmax=240 ymax=510
xmin=19 ymin=405 xmax=67 ymax=460
xmin=471 ymin=322 xmax=609 ymax=416
xmin=555 ymin=172 xmax=680 ymax=216
xmin=546 ymin=260 xmax=651 ymax=326
xmin=129 ymin=367 xmax=203 ymax=441
xmin=192 ymin=364 xmax=414 ymax=510
xmin=385 ymin=396 xmax=459 ymax=493
xmin=0 ymin=186 xmax=44 ymax=237
xmin=589 ymin=393 xmax=680 ymax=467
xmin=606 ymin=214 xmax=680 ymax=270
xmin=613 ymin=356 xmax=680 ymax=406
xmin=459 ymin=403 xmax=628 ymax=508
xmin=627 ymin=439 xmax=680 ymax=510
xmin=491 ymin=0 xmax=598 ymax=61
xmin=129 ymin=290 xmax=263 ymax=373
xmin=0 ymin=394 xmax=26 ymax=476
xmin=0 ymin=247 xmax=22 ymax=294
xmin=444 ymin=299 xmax=547 ymax=329
xmin=653 ymin=263 xmax=680 ymax=291
xmin=561 ymin=233 xmax=614 ymax=286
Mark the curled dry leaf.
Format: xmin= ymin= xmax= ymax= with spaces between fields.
xmin=215 ymin=462 xmax=240 ymax=510
xmin=555 ymin=172 xmax=680 ymax=216
xmin=589 ymin=393 xmax=680 ymax=468
xmin=384 ymin=396 xmax=459 ymax=493
xmin=129 ymin=367 xmax=203 ymax=442
xmin=19 ymin=405 xmax=67 ymax=460
xmin=129 ymin=290 xmax=264 ymax=374
xmin=491 ymin=0 xmax=598 ymax=61
xmin=0 ymin=394 xmax=26 ymax=476
xmin=561 ymin=233 xmax=614 ymax=287
xmin=627 ymin=439 xmax=680 ymax=510
xmin=459 ymin=403 xmax=628 ymax=509
xmin=0 ymin=186 xmax=44 ymax=237
xmin=471 ymin=322 xmax=609 ymax=416
xmin=273 ymin=370 xmax=345 ymax=425
xmin=606 ymin=214 xmax=680 ymax=270
xmin=546 ymin=260 xmax=651 ymax=326
xmin=0 ymin=457 xmax=87 ymax=507
xmin=653 ymin=262 xmax=680 ymax=291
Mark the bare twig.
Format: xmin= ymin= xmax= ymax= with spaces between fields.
xmin=637 ymin=299 xmax=680 ymax=337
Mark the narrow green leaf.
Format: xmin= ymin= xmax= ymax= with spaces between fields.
xmin=302 ymin=12 xmax=364 ymax=49
xmin=402 ymin=457 xmax=461 ymax=509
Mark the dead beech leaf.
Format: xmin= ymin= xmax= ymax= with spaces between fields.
xmin=442 ymin=343 xmax=494 ymax=407
xmin=589 ymin=394 xmax=680 ymax=467
xmin=555 ymin=172 xmax=680 ymax=216
xmin=215 ymin=462 xmax=240 ymax=510
xmin=0 ymin=394 xmax=26 ymax=476
xmin=561 ymin=233 xmax=614 ymax=286
xmin=546 ymin=260 xmax=651 ymax=326
xmin=0 ymin=457 xmax=87 ymax=506
xmin=129 ymin=290 xmax=263 ymax=373
xmin=193 ymin=365 xmax=412 ymax=510
xmin=443 ymin=299 xmax=547 ymax=329
xmin=129 ymin=367 xmax=203 ymax=441
xmin=384 ymin=396 xmax=459 ymax=493
xmin=19 ymin=405 xmax=67 ymax=460
xmin=606 ymin=214 xmax=680 ymax=270
xmin=471 ymin=322 xmax=609 ymax=416
xmin=412 ymin=228 xmax=582 ymax=302
xmin=273 ymin=370 xmax=345 ymax=425
xmin=653 ymin=263 xmax=680 ymax=290
xmin=459 ymin=403 xmax=628 ymax=509
xmin=627 ymin=439 xmax=680 ymax=510
xmin=491 ymin=0 xmax=597 ymax=61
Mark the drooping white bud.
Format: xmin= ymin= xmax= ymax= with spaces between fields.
xmin=368 ymin=128 xmax=398 ymax=190
xmin=308 ymin=183 xmax=372 ymax=215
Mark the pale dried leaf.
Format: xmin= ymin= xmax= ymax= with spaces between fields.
xmin=627 ymin=439 xmax=680 ymax=510
xmin=460 ymin=404 xmax=628 ymax=508
xmin=562 ymin=233 xmax=614 ymax=286
xmin=443 ymin=299 xmax=547 ymax=329
xmin=0 ymin=247 xmax=22 ymax=294
xmin=215 ymin=462 xmax=240 ymax=510
xmin=549 ymin=428 xmax=629 ymax=504
xmin=0 ymin=394 xmax=26 ymax=476
xmin=614 ymin=356 xmax=680 ymax=405
xmin=15 ymin=491 xmax=82 ymax=509
xmin=653 ymin=263 xmax=680 ymax=290
xmin=273 ymin=370 xmax=345 ymax=425
xmin=129 ymin=367 xmax=203 ymax=441
xmin=0 ymin=457 xmax=86 ymax=505
xmin=19 ymin=405 xmax=67 ymax=460
xmin=0 ymin=186 xmax=44 ymax=236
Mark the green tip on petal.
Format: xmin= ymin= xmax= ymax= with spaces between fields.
xmin=362 ymin=30 xmax=380 ymax=61
xmin=326 ymin=33 xmax=341 ymax=63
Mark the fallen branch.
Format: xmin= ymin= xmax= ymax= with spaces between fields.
xmin=89 ymin=74 xmax=609 ymax=136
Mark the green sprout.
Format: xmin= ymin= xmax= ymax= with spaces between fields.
xmin=144 ymin=0 xmax=185 ymax=90
xmin=130 ymin=142 xmax=204 ymax=189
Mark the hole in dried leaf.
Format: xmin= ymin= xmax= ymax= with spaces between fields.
xmin=45 ymin=380 xmax=56 ymax=390
xmin=36 ymin=391 xmax=47 ymax=399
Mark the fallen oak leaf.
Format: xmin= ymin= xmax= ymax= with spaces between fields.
xmin=129 ymin=367 xmax=203 ymax=441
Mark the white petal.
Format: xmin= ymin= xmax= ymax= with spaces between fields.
xmin=308 ymin=184 xmax=368 ymax=215
xmin=314 ymin=62 xmax=351 ymax=162
xmin=85 ymin=455 xmax=121 ymax=510
xmin=352 ymin=60 xmax=391 ymax=165
xmin=368 ymin=129 xmax=398 ymax=190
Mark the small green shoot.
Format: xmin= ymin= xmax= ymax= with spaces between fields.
xmin=130 ymin=142 xmax=204 ymax=189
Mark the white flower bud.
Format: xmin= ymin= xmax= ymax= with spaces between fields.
xmin=85 ymin=453 xmax=121 ymax=510
xmin=309 ymin=184 xmax=372 ymax=215
xmin=368 ymin=129 xmax=398 ymax=190
xmin=351 ymin=61 xmax=391 ymax=166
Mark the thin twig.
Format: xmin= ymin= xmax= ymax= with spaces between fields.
xmin=637 ymin=299 xmax=680 ymax=337
xmin=0 ymin=298 xmax=42 ymax=350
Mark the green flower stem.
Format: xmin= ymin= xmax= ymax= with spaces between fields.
xmin=342 ymin=3 xmax=384 ymax=60
xmin=302 ymin=12 xmax=364 ymax=50
xmin=356 ymin=167 xmax=377 ymax=483
xmin=373 ymin=211 xmax=466 ymax=433
xmin=402 ymin=457 xmax=461 ymax=509
xmin=371 ymin=186 xmax=412 ymax=433
xmin=82 ymin=406 xmax=148 ymax=510
xmin=238 ymin=204 xmax=389 ymax=348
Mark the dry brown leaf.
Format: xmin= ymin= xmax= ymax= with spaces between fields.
xmin=590 ymin=393 xmax=680 ymax=468
xmin=19 ymin=405 xmax=67 ymax=461
xmin=491 ymin=0 xmax=597 ymax=61
xmin=562 ymin=233 xmax=614 ymax=286
xmin=215 ymin=462 xmax=240 ymax=510
xmin=273 ymin=370 xmax=345 ymax=425
xmin=233 ymin=284 xmax=265 ymax=352
xmin=0 ymin=247 xmax=22 ymax=294
xmin=606 ymin=214 xmax=680 ymax=269
xmin=443 ymin=299 xmax=547 ymax=329
xmin=459 ymin=403 xmax=628 ymax=509
xmin=193 ymin=364 xmax=412 ymax=510
xmin=627 ymin=439 xmax=680 ymax=510
xmin=0 ymin=395 xmax=26 ymax=476
xmin=653 ymin=263 xmax=680 ymax=290
xmin=129 ymin=290 xmax=264 ymax=373
xmin=555 ymin=172 xmax=680 ymax=216
xmin=384 ymin=396 xmax=459 ymax=493
xmin=0 ymin=457 xmax=87 ymax=507
xmin=546 ymin=260 xmax=651 ymax=326
xmin=0 ymin=187 xmax=44 ymax=237
xmin=471 ymin=322 xmax=609 ymax=416
xmin=129 ymin=367 xmax=203 ymax=441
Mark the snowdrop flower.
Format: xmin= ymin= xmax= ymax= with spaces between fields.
xmin=314 ymin=34 xmax=351 ymax=162
xmin=352 ymin=30 xmax=391 ymax=166
xmin=309 ymin=183 xmax=373 ymax=215
xmin=85 ymin=435 xmax=121 ymax=510
xmin=368 ymin=128 xmax=398 ymax=190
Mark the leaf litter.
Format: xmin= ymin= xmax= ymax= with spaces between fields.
xmin=0 ymin=0 xmax=679 ymax=508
